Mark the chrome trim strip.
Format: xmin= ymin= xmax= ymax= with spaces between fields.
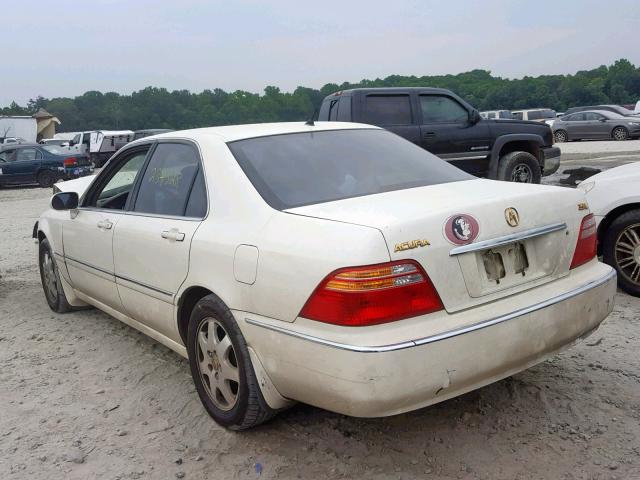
xmin=449 ymin=222 xmax=567 ymax=256
xmin=115 ymin=274 xmax=173 ymax=297
xmin=244 ymin=268 xmax=616 ymax=354
xmin=63 ymin=254 xmax=173 ymax=297
xmin=65 ymin=254 xmax=114 ymax=277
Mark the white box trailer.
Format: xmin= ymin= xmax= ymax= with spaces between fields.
xmin=0 ymin=117 xmax=37 ymax=143
xmin=54 ymin=130 xmax=134 ymax=167
xmin=89 ymin=130 xmax=134 ymax=167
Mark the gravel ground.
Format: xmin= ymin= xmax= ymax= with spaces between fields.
xmin=1 ymin=149 xmax=640 ymax=479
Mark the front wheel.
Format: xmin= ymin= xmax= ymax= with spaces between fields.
xmin=612 ymin=126 xmax=629 ymax=141
xmin=497 ymin=151 xmax=542 ymax=184
xmin=602 ymin=209 xmax=640 ymax=296
xmin=554 ymin=130 xmax=568 ymax=143
xmin=187 ymin=294 xmax=276 ymax=430
xmin=39 ymin=239 xmax=72 ymax=312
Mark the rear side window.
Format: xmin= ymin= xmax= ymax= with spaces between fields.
xmin=420 ymin=95 xmax=468 ymax=123
xmin=17 ymin=148 xmax=42 ymax=161
xmin=363 ymin=95 xmax=412 ymax=125
xmin=134 ymin=143 xmax=200 ymax=217
xmin=229 ymin=129 xmax=472 ymax=210
xmin=184 ymin=168 xmax=207 ymax=218
xmin=336 ymin=97 xmax=351 ymax=121
xmin=567 ymin=113 xmax=585 ymax=121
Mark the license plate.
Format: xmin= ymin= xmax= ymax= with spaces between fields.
xmin=481 ymin=241 xmax=529 ymax=284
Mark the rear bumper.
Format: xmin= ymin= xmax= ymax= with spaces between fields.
xmin=60 ymin=166 xmax=93 ymax=180
xmin=240 ymin=262 xmax=616 ymax=417
xmin=541 ymin=146 xmax=561 ymax=176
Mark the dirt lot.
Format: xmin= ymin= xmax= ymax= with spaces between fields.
xmin=1 ymin=146 xmax=640 ymax=479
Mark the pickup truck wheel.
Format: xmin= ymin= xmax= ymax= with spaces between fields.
xmin=554 ymin=130 xmax=568 ymax=143
xmin=612 ymin=126 xmax=629 ymax=141
xmin=602 ymin=209 xmax=640 ymax=296
xmin=187 ymin=294 xmax=276 ymax=430
xmin=39 ymin=239 xmax=72 ymax=313
xmin=37 ymin=170 xmax=56 ymax=188
xmin=497 ymin=151 xmax=541 ymax=184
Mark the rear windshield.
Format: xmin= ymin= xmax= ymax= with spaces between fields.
xmin=228 ymin=129 xmax=472 ymax=210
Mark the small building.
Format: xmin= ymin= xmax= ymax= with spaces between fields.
xmin=33 ymin=108 xmax=61 ymax=141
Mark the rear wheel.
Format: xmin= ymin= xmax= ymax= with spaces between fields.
xmin=554 ymin=130 xmax=568 ymax=143
xmin=37 ymin=170 xmax=56 ymax=188
xmin=39 ymin=239 xmax=72 ymax=313
xmin=497 ymin=151 xmax=542 ymax=184
xmin=612 ymin=126 xmax=629 ymax=141
xmin=187 ymin=294 xmax=276 ymax=430
xmin=602 ymin=209 xmax=640 ymax=297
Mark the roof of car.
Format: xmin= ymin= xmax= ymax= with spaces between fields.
xmin=135 ymin=121 xmax=379 ymax=144
xmin=0 ymin=142 xmax=41 ymax=151
xmin=327 ymin=87 xmax=453 ymax=96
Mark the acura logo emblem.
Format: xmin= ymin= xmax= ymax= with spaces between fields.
xmin=505 ymin=208 xmax=520 ymax=227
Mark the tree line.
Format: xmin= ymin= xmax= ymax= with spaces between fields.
xmin=2 ymin=59 xmax=639 ymax=133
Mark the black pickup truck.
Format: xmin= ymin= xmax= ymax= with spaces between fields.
xmin=317 ymin=87 xmax=561 ymax=183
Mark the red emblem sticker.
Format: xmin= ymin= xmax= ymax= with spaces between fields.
xmin=444 ymin=214 xmax=479 ymax=245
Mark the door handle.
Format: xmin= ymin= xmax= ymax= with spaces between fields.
xmin=422 ymin=132 xmax=436 ymax=139
xmin=97 ymin=220 xmax=113 ymax=230
xmin=161 ymin=229 xmax=186 ymax=242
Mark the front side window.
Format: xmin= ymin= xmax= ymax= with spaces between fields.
xmin=567 ymin=113 xmax=585 ymax=122
xmin=90 ymin=149 xmax=149 ymax=210
xmin=0 ymin=149 xmax=16 ymax=162
xmin=133 ymin=143 xmax=201 ymax=217
xmin=363 ymin=95 xmax=412 ymax=125
xmin=229 ymin=129 xmax=472 ymax=210
xmin=420 ymin=95 xmax=468 ymax=124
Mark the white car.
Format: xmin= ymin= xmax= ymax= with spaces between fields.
xmin=579 ymin=162 xmax=640 ymax=296
xmin=35 ymin=122 xmax=616 ymax=430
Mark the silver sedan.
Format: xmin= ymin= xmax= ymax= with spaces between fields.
xmin=552 ymin=110 xmax=640 ymax=142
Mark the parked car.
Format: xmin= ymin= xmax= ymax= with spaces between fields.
xmin=0 ymin=143 xmax=92 ymax=187
xmin=552 ymin=110 xmax=640 ymax=142
xmin=511 ymin=108 xmax=557 ymax=122
xmin=565 ymin=105 xmax=640 ymax=117
xmin=317 ymin=88 xmax=560 ymax=184
xmin=579 ymin=162 xmax=640 ymax=296
xmin=480 ymin=110 xmax=514 ymax=120
xmin=35 ymin=122 xmax=615 ymax=430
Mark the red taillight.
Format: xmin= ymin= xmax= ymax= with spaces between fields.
xmin=570 ymin=213 xmax=597 ymax=269
xmin=63 ymin=157 xmax=77 ymax=167
xmin=300 ymin=260 xmax=444 ymax=326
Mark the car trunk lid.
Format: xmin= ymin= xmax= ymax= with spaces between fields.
xmin=286 ymin=179 xmax=587 ymax=313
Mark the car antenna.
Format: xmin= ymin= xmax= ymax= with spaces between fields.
xmin=305 ymin=108 xmax=318 ymax=126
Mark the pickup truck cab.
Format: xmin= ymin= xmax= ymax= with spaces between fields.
xmin=317 ymin=88 xmax=560 ymax=183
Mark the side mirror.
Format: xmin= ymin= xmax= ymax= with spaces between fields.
xmin=51 ymin=191 xmax=79 ymax=210
xmin=469 ymin=109 xmax=481 ymax=124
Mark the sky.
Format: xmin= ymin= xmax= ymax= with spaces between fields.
xmin=1 ymin=0 xmax=639 ymax=105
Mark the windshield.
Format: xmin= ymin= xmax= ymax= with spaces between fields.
xmin=228 ymin=129 xmax=473 ymax=210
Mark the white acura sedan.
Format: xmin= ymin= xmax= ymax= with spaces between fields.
xmin=35 ymin=122 xmax=616 ymax=430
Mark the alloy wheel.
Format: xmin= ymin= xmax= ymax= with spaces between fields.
xmin=615 ymin=223 xmax=640 ymax=285
xmin=196 ymin=317 xmax=240 ymax=411
xmin=41 ymin=251 xmax=58 ymax=303
xmin=510 ymin=164 xmax=533 ymax=183
xmin=613 ymin=127 xmax=628 ymax=141
xmin=554 ymin=131 xmax=567 ymax=143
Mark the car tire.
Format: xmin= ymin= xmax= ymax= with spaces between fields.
xmin=187 ymin=294 xmax=276 ymax=430
xmin=554 ymin=130 xmax=568 ymax=143
xmin=612 ymin=126 xmax=629 ymax=141
xmin=602 ymin=209 xmax=640 ymax=297
xmin=39 ymin=238 xmax=72 ymax=313
xmin=37 ymin=170 xmax=57 ymax=188
xmin=497 ymin=151 xmax=542 ymax=184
